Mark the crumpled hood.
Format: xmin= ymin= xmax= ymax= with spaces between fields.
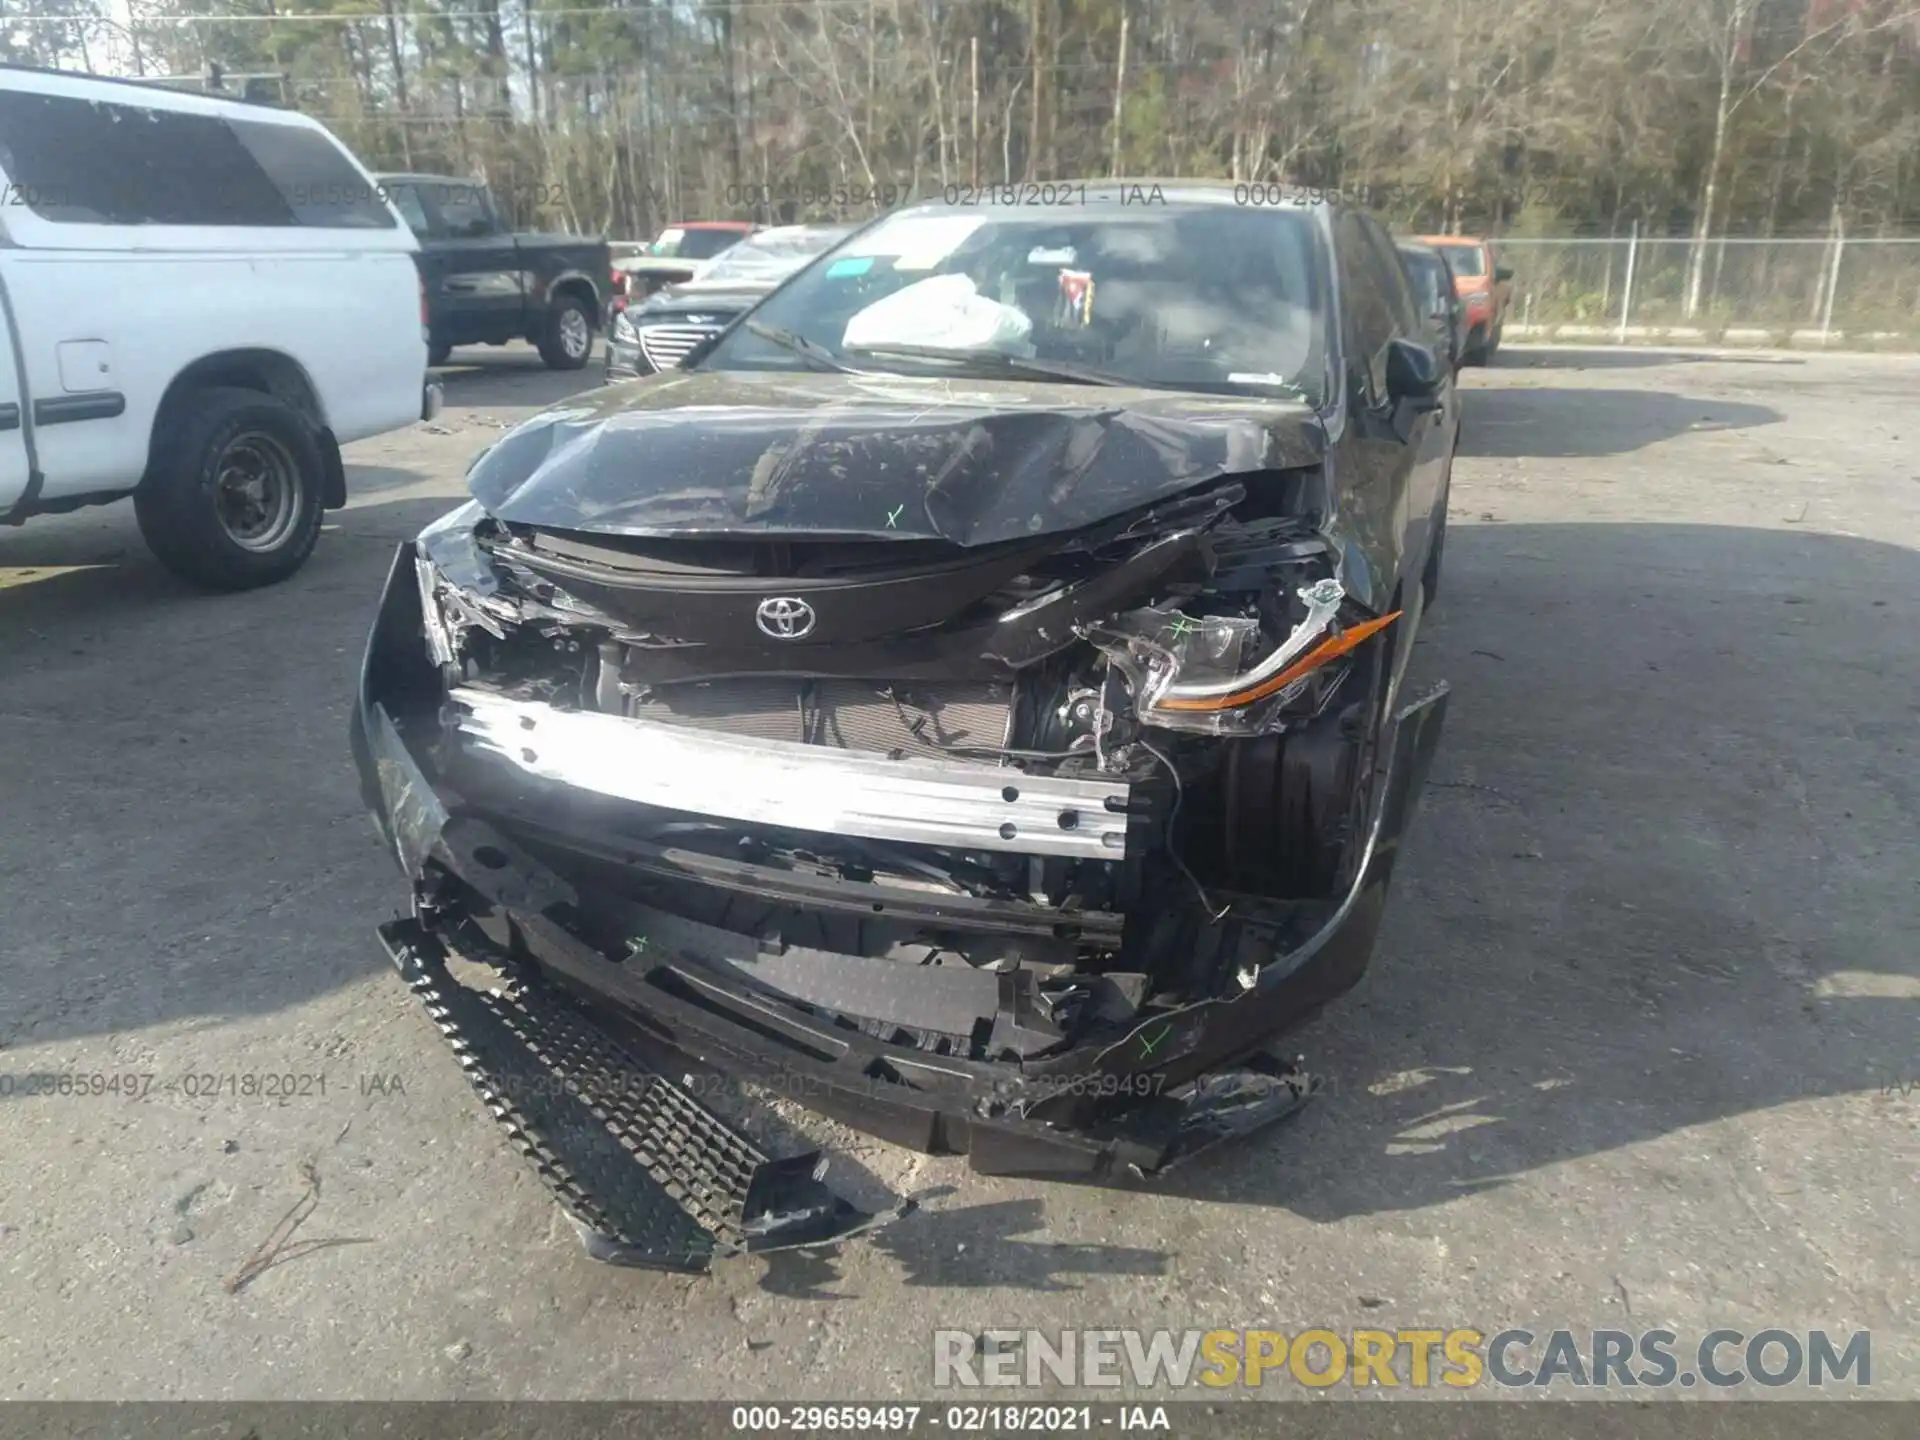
xmin=466 ymin=368 xmax=1327 ymax=548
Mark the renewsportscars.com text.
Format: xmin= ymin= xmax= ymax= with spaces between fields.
xmin=933 ymin=1328 xmax=1871 ymax=1390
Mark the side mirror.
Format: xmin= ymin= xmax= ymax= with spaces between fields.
xmin=1385 ymin=337 xmax=1442 ymax=406
xmin=1494 ymin=264 xmax=1515 ymax=282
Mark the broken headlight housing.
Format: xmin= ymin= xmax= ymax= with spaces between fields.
xmin=1092 ymin=579 xmax=1401 ymax=737
xmin=414 ymin=501 xmax=514 ymax=665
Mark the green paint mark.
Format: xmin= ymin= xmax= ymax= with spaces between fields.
xmin=1138 ymin=1024 xmax=1172 ymax=1059
xmin=886 ymin=504 xmax=905 ymax=528
xmin=1166 ymin=615 xmax=1197 ymax=640
xmin=627 ymin=935 xmax=649 ymax=957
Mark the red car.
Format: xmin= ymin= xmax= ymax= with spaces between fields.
xmin=612 ymin=221 xmax=759 ymax=307
xmin=1414 ymin=235 xmax=1514 ymax=365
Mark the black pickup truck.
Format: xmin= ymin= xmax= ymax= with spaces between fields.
xmin=376 ymin=173 xmax=612 ymax=371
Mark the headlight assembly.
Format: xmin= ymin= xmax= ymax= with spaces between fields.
xmin=414 ymin=501 xmax=513 ymax=664
xmin=1092 ymin=580 xmax=1402 ymax=736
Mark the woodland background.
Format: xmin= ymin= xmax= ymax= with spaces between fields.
xmin=1 ymin=0 xmax=1917 ymax=299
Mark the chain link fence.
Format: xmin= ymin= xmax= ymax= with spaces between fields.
xmin=1496 ymin=238 xmax=1920 ymax=349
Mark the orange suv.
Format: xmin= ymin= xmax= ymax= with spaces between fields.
xmin=1415 ymin=235 xmax=1514 ymax=364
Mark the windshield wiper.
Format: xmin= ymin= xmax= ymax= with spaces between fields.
xmin=844 ymin=343 xmax=1144 ymax=388
xmin=743 ymin=320 xmax=861 ymax=374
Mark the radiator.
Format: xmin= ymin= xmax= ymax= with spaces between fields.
xmin=627 ymin=679 xmax=1014 ymax=763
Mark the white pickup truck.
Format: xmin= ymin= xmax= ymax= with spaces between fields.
xmin=0 ymin=65 xmax=438 ymax=589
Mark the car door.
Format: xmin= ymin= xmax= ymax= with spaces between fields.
xmin=0 ymin=85 xmax=255 ymax=510
xmin=1358 ymin=216 xmax=1454 ymax=587
xmin=414 ymin=182 xmax=523 ymax=346
xmin=1329 ymin=211 xmax=1431 ymax=609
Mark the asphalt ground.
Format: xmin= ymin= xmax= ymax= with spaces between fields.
xmin=1 ymin=342 xmax=1915 ymax=1401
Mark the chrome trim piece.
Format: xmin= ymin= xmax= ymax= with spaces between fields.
xmin=638 ymin=323 xmax=719 ymax=371
xmin=450 ymin=687 xmax=1132 ymax=860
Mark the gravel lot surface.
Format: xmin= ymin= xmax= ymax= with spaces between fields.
xmin=2 ymin=343 xmax=1915 ymax=1401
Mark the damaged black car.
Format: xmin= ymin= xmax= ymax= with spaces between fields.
xmin=351 ymin=183 xmax=1457 ymax=1271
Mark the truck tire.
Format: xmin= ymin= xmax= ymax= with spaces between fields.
xmin=428 ymin=341 xmax=452 ymax=367
xmin=134 ymin=386 xmax=326 ymax=592
xmin=539 ymin=293 xmax=595 ymax=370
xmin=1485 ymin=321 xmax=1503 ymax=362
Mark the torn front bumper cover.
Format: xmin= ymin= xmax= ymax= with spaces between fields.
xmin=351 ymin=543 xmax=1448 ymax=1268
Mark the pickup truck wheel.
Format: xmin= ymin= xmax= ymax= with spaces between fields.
xmin=428 ymin=342 xmax=451 ymax=367
xmin=1485 ymin=322 xmax=1503 ymax=362
xmin=133 ymin=387 xmax=325 ymax=591
xmin=539 ymin=295 xmax=594 ymax=370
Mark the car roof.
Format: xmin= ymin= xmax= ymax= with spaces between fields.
xmin=0 ymin=62 xmax=324 ymax=129
xmin=883 ymin=178 xmax=1340 ymax=223
xmin=671 ymin=221 xmax=757 ymax=231
xmin=942 ymin=177 xmax=1337 ymax=207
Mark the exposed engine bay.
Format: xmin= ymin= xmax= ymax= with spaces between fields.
xmin=410 ymin=468 xmax=1396 ymax=1015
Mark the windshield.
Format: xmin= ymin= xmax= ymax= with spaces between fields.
xmin=1438 ymin=244 xmax=1488 ymax=278
xmin=691 ymin=226 xmax=851 ymax=286
xmin=698 ymin=200 xmax=1329 ymax=402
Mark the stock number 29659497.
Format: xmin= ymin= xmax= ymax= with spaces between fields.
xmin=730 ymin=1406 xmax=922 ymax=1432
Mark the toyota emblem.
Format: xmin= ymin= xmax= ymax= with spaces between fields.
xmin=755 ymin=596 xmax=817 ymax=640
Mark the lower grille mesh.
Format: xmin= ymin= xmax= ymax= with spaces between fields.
xmin=628 ymin=679 xmax=1013 ymax=761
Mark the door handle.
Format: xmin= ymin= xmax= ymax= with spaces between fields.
xmin=445 ymin=279 xmax=480 ymax=293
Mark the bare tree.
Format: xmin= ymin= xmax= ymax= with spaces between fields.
xmin=48 ymin=0 xmax=1909 ymax=242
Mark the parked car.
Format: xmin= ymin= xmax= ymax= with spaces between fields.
xmin=0 ymin=66 xmax=436 ymax=590
xmin=606 ymin=224 xmax=853 ymax=380
xmin=655 ymin=219 xmax=758 ymax=258
xmin=377 ymin=173 xmax=611 ymax=371
xmin=1397 ymin=240 xmax=1468 ymax=372
xmin=353 ymin=183 xmax=1455 ymax=1268
xmin=612 ymin=221 xmax=759 ymax=303
xmin=1414 ymin=234 xmax=1514 ymax=363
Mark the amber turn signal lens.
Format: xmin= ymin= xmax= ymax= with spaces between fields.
xmin=1156 ymin=610 xmax=1403 ymax=712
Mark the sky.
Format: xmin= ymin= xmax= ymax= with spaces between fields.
xmin=94 ymin=0 xmax=140 ymax=77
